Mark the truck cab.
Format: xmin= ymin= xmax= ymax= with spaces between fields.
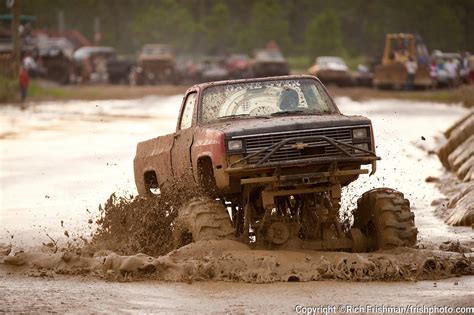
xmin=134 ymin=75 xmax=377 ymax=197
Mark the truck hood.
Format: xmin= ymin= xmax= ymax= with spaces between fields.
xmin=206 ymin=114 xmax=371 ymax=138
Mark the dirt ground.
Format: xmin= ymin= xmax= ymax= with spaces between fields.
xmin=1 ymin=91 xmax=473 ymax=312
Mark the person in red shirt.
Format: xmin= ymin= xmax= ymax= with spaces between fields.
xmin=19 ymin=66 xmax=30 ymax=102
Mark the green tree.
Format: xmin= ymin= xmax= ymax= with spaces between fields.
xmin=17 ymin=0 xmax=474 ymax=60
xmin=245 ymin=0 xmax=291 ymax=52
xmin=305 ymin=10 xmax=345 ymax=58
xmin=128 ymin=0 xmax=196 ymax=52
xmin=201 ymin=2 xmax=234 ymax=54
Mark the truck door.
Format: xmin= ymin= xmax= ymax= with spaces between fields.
xmin=170 ymin=91 xmax=197 ymax=181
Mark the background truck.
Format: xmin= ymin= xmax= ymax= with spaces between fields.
xmin=133 ymin=75 xmax=417 ymax=252
xmin=307 ymin=56 xmax=352 ymax=86
xmin=373 ymin=33 xmax=432 ymax=89
xmin=134 ymin=44 xmax=177 ymax=85
xmin=250 ymin=48 xmax=289 ymax=78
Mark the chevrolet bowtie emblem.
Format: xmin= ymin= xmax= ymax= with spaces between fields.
xmin=291 ymin=142 xmax=308 ymax=150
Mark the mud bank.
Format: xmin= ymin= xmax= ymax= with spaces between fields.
xmin=1 ymin=240 xmax=472 ymax=283
xmin=432 ymin=111 xmax=474 ymax=226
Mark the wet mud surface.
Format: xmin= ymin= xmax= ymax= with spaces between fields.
xmin=1 ymin=96 xmax=473 ymax=311
xmin=1 ymin=240 xmax=472 ymax=283
xmin=1 ymin=273 xmax=472 ymax=313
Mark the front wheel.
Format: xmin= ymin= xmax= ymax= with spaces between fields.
xmin=352 ymin=188 xmax=418 ymax=251
xmin=172 ymin=197 xmax=234 ymax=249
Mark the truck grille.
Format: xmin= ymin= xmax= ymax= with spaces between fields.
xmin=239 ymin=127 xmax=360 ymax=164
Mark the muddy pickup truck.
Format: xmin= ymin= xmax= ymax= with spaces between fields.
xmin=134 ymin=44 xmax=177 ymax=84
xmin=134 ymin=75 xmax=417 ymax=252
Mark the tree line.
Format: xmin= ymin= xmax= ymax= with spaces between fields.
xmin=5 ymin=0 xmax=474 ymax=63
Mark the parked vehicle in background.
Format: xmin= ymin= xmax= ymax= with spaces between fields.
xmin=73 ymin=46 xmax=116 ymax=83
xmin=175 ymin=55 xmax=201 ymax=84
xmin=469 ymin=55 xmax=474 ymax=83
xmin=250 ymin=49 xmax=289 ymax=77
xmin=353 ymin=64 xmax=373 ymax=87
xmin=107 ymin=56 xmax=135 ymax=85
xmin=431 ymin=50 xmax=462 ymax=87
xmin=199 ymin=57 xmax=229 ymax=82
xmin=135 ymin=44 xmax=177 ymax=85
xmin=224 ymin=54 xmax=251 ymax=79
xmin=373 ymin=33 xmax=431 ymax=89
xmin=36 ymin=35 xmax=74 ymax=84
xmin=307 ymin=56 xmax=352 ymax=86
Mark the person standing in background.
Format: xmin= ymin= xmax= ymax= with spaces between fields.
xmin=460 ymin=52 xmax=471 ymax=84
xmin=19 ymin=66 xmax=30 ymax=102
xmin=23 ymin=53 xmax=38 ymax=78
xmin=429 ymin=60 xmax=438 ymax=88
xmin=405 ymin=56 xmax=417 ymax=90
xmin=444 ymin=58 xmax=458 ymax=87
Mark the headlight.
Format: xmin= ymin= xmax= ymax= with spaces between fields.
xmin=227 ymin=140 xmax=243 ymax=151
xmin=353 ymin=128 xmax=368 ymax=139
xmin=354 ymin=143 xmax=369 ymax=152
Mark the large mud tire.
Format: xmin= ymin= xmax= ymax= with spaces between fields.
xmin=353 ymin=188 xmax=418 ymax=251
xmin=173 ymin=198 xmax=234 ymax=248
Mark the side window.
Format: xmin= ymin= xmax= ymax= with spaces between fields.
xmin=180 ymin=92 xmax=197 ymax=130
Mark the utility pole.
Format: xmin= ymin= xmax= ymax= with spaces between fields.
xmin=58 ymin=10 xmax=65 ymax=33
xmin=10 ymin=0 xmax=21 ymax=79
xmin=94 ymin=17 xmax=101 ymax=44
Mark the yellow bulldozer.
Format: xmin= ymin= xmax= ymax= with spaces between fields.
xmin=373 ymin=33 xmax=432 ymax=89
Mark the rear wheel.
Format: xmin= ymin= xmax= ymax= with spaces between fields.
xmin=173 ymin=198 xmax=234 ymax=248
xmin=352 ymin=188 xmax=417 ymax=251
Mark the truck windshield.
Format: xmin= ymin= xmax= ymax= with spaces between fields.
xmin=200 ymin=78 xmax=338 ymax=124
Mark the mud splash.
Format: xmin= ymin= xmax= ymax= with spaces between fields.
xmin=1 ymin=239 xmax=472 ymax=283
xmin=91 ymin=180 xmax=203 ymax=257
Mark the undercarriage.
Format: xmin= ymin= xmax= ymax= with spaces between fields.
xmin=174 ymin=134 xmax=418 ymax=252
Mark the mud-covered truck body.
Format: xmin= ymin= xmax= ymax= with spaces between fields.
xmin=134 ymin=75 xmax=417 ymax=252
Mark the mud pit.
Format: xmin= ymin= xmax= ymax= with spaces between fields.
xmin=1 ymin=239 xmax=472 ymax=283
xmin=1 ymin=96 xmax=473 ymax=310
